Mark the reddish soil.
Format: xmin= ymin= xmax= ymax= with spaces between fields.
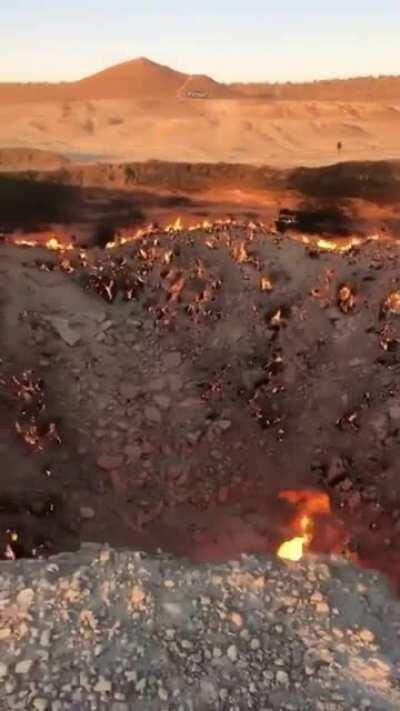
xmin=2 ymin=223 xmax=400 ymax=592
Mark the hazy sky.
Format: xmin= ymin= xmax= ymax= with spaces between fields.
xmin=2 ymin=1 xmax=399 ymax=83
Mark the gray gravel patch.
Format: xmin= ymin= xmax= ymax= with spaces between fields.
xmin=0 ymin=546 xmax=400 ymax=710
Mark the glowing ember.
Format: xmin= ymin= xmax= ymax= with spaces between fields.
xmin=46 ymin=237 xmax=63 ymax=251
xmin=269 ymin=309 xmax=282 ymax=327
xmin=166 ymin=217 xmax=184 ymax=233
xmin=384 ymin=292 xmax=400 ymax=316
xmin=3 ymin=530 xmax=19 ymax=560
xmin=277 ymin=490 xmax=331 ymax=562
xmin=167 ymin=274 xmax=185 ymax=302
xmin=317 ymin=239 xmax=339 ymax=252
xmin=317 ymin=237 xmax=362 ymax=253
xmin=260 ymin=276 xmax=273 ymax=292
xmin=277 ymin=535 xmax=309 ymax=562
xmin=232 ymin=242 xmax=249 ymax=263
xmin=13 ymin=238 xmax=37 ymax=248
xmin=338 ymin=284 xmax=356 ymax=313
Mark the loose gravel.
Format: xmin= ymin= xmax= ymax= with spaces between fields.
xmin=1 ymin=546 xmax=400 ymax=710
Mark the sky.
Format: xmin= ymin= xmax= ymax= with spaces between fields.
xmin=1 ymin=1 xmax=399 ymax=84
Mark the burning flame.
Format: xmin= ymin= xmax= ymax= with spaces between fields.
xmin=317 ymin=237 xmax=362 ymax=253
xmin=46 ymin=237 xmax=64 ymax=251
xmin=384 ymin=292 xmax=400 ymax=316
xmin=166 ymin=217 xmax=184 ymax=233
xmin=277 ymin=520 xmax=312 ymax=562
xmin=232 ymin=241 xmax=249 ymax=263
xmin=260 ymin=276 xmax=273 ymax=292
xmin=277 ymin=490 xmax=331 ymax=562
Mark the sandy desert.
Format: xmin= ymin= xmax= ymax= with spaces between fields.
xmin=1 ymin=57 xmax=400 ymax=167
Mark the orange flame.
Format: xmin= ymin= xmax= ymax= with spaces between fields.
xmin=384 ymin=292 xmax=400 ymax=315
xmin=260 ymin=276 xmax=273 ymax=292
xmin=166 ymin=217 xmax=184 ymax=233
xmin=277 ymin=490 xmax=331 ymax=562
xmin=46 ymin=237 xmax=65 ymax=251
xmin=317 ymin=237 xmax=362 ymax=253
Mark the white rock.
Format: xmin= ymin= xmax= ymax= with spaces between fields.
xmin=162 ymin=602 xmax=183 ymax=619
xmin=136 ymin=678 xmax=147 ymax=693
xmin=40 ymin=629 xmax=51 ymax=647
xmin=16 ymin=588 xmax=34 ymax=609
xmin=94 ymin=677 xmax=112 ymax=693
xmin=33 ymin=699 xmax=49 ymax=711
xmin=80 ymin=506 xmax=95 ymax=520
xmin=15 ymin=659 xmax=33 ymax=674
xmin=0 ymin=662 xmax=7 ymax=678
xmin=276 ymin=670 xmax=289 ymax=686
xmin=250 ymin=638 xmax=261 ymax=650
xmin=227 ymin=644 xmax=238 ymax=662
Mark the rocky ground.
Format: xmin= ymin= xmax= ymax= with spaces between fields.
xmin=1 ymin=546 xmax=400 ymax=710
xmin=2 ymin=224 xmax=400 ymax=589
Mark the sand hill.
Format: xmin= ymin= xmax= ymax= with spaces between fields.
xmin=1 ymin=58 xmax=400 ymax=167
xmin=73 ymin=58 xmax=186 ymax=100
xmin=2 ymin=57 xmax=400 ymax=104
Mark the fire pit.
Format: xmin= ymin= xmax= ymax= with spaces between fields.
xmin=2 ymin=220 xmax=400 ymax=592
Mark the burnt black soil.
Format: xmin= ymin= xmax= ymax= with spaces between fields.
xmin=2 ymin=227 xmax=400 ymax=590
xmin=2 ymin=160 xmax=400 ymax=250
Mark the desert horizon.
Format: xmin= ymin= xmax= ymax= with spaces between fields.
xmin=1 ymin=56 xmax=400 ymax=169
xmin=2 ymin=55 xmax=400 ymax=93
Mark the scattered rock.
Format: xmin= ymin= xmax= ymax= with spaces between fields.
xmin=326 ymin=456 xmax=348 ymax=486
xmin=0 ymin=663 xmax=7 ymax=679
xmin=276 ymin=670 xmax=290 ymax=686
xmin=370 ymin=411 xmax=389 ymax=441
xmin=230 ymin=612 xmax=243 ymax=628
xmin=168 ymin=373 xmax=183 ymax=392
xmin=94 ymin=677 xmax=112 ymax=693
xmin=144 ymin=406 xmax=162 ymax=424
xmin=135 ymin=678 xmax=147 ymax=693
xmin=217 ymin=485 xmax=229 ymax=503
xmin=124 ymin=444 xmax=141 ymax=462
xmin=227 ymin=644 xmax=238 ymax=663
xmin=347 ymin=491 xmax=362 ymax=510
xmin=40 ymin=630 xmax=50 ymax=647
xmin=218 ymin=419 xmax=232 ymax=433
xmin=47 ymin=317 xmax=81 ymax=346
xmin=15 ymin=659 xmax=33 ymax=675
xmin=187 ymin=430 xmax=202 ymax=445
xmin=153 ymin=394 xmax=171 ymax=410
xmin=158 ymin=688 xmax=168 ymax=701
xmin=120 ymin=383 xmax=141 ymax=400
xmin=389 ymin=400 xmax=400 ymax=422
xmin=96 ymin=454 xmax=124 ymax=471
xmin=149 ymin=377 xmax=167 ymax=392
xmin=16 ymin=588 xmax=34 ymax=609
xmin=359 ymin=628 xmax=375 ymax=643
xmin=164 ymin=352 xmax=182 ymax=370
xmin=33 ymin=699 xmax=49 ymax=711
xmin=362 ymin=485 xmax=378 ymax=502
xmin=80 ymin=506 xmax=95 ymax=520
